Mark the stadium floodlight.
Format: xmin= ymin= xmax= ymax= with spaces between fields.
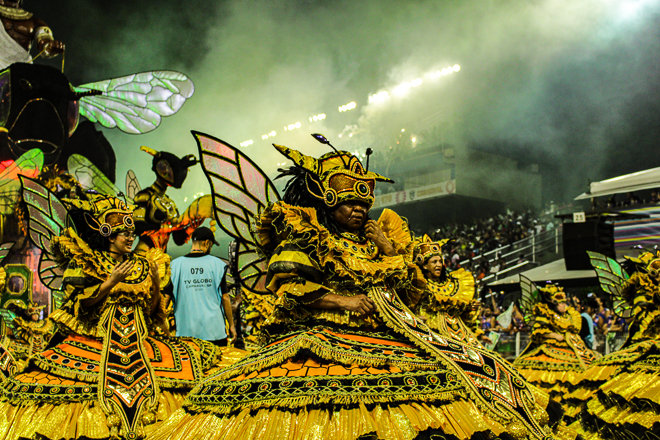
xmin=453 ymin=64 xmax=461 ymax=72
xmin=393 ymin=82 xmax=412 ymax=95
xmin=411 ymin=78 xmax=423 ymax=87
xmin=339 ymin=101 xmax=357 ymax=112
xmin=369 ymin=91 xmax=390 ymax=104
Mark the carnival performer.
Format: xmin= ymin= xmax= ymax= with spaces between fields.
xmin=564 ymin=251 xmax=660 ymax=436
xmin=0 ymin=194 xmax=242 ymax=440
xmin=3 ymin=300 xmax=56 ymax=363
xmin=149 ymin=143 xmax=572 ymax=440
xmin=0 ymin=0 xmax=64 ymax=69
xmin=513 ymin=277 xmax=598 ymax=406
xmin=412 ymin=234 xmax=487 ymax=346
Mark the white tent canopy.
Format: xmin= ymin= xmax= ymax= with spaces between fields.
xmin=575 ymin=167 xmax=660 ymax=200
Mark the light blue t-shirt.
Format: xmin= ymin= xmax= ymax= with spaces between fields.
xmin=171 ymin=253 xmax=227 ymax=341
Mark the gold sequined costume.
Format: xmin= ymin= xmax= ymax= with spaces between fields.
xmin=412 ymin=235 xmax=483 ymax=346
xmin=513 ymin=294 xmax=598 ymax=404
xmin=0 ymin=195 xmax=241 ymax=440
xmin=148 ymin=143 xmax=572 ymax=440
xmin=565 ymin=251 xmax=660 ymax=437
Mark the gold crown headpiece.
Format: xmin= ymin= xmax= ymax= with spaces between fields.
xmin=413 ymin=234 xmax=450 ymax=265
xmin=538 ymin=284 xmax=567 ymax=305
xmin=65 ymin=194 xmax=134 ymax=237
xmin=274 ymin=144 xmax=392 ymax=209
xmin=6 ymin=299 xmax=45 ymax=313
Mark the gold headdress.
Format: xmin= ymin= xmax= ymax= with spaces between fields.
xmin=625 ymin=251 xmax=660 ymax=278
xmin=413 ymin=234 xmax=450 ymax=265
xmin=65 ymin=194 xmax=134 ymax=237
xmin=538 ymin=284 xmax=567 ymax=305
xmin=5 ymin=299 xmax=45 ymax=314
xmin=274 ymin=144 xmax=392 ymax=209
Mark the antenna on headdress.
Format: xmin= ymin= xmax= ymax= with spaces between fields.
xmin=311 ymin=133 xmax=348 ymax=168
xmin=140 ymin=146 xmax=158 ymax=156
xmin=117 ymin=191 xmax=128 ymax=205
xmin=365 ymin=148 xmax=373 ymax=171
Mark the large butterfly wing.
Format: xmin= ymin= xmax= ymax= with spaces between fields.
xmin=519 ymin=275 xmax=539 ymax=325
xmin=0 ymin=149 xmax=44 ymax=214
xmin=76 ymin=71 xmax=194 ymax=135
xmin=125 ymin=170 xmax=141 ymax=201
xmin=587 ymin=251 xmax=631 ymax=318
xmin=192 ymin=131 xmax=280 ymax=295
xmin=19 ymin=176 xmax=68 ymax=290
xmin=67 ymin=154 xmax=131 ymax=203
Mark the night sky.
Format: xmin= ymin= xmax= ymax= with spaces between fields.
xmin=30 ymin=0 xmax=660 ymax=227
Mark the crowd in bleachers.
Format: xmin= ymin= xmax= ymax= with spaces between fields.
xmin=411 ymin=203 xmax=569 ymax=281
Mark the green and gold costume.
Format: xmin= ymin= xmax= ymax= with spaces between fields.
xmin=513 ymin=300 xmax=598 ymax=405
xmin=566 ymin=252 xmax=660 ymax=437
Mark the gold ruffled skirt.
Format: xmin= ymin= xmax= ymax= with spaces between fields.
xmin=513 ymin=341 xmax=596 ymax=405
xmin=568 ymin=340 xmax=660 ymax=438
xmin=148 ymin=325 xmax=575 ymax=440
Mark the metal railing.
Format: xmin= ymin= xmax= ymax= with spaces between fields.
xmin=459 ymin=228 xmax=563 ymax=282
xmin=485 ymin=331 xmax=626 ymax=361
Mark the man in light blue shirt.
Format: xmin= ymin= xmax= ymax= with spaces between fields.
xmin=168 ymin=226 xmax=236 ymax=346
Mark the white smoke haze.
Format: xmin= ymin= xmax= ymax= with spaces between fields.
xmin=32 ymin=0 xmax=660 ymax=253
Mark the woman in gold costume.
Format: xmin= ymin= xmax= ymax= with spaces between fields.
xmin=149 ymin=135 xmax=572 ymax=440
xmin=3 ymin=301 xmax=56 ymax=363
xmin=412 ymin=235 xmax=485 ymax=346
xmin=564 ymin=251 xmax=660 ymax=437
xmin=0 ymin=194 xmax=230 ymax=440
xmin=513 ymin=278 xmax=598 ymax=406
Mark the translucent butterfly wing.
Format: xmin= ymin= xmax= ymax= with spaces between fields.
xmin=193 ymin=131 xmax=280 ymax=294
xmin=0 ymin=149 xmax=44 ymax=215
xmin=587 ymin=251 xmax=631 ymax=318
xmin=67 ymin=154 xmax=131 ymax=203
xmin=19 ymin=176 xmax=68 ymax=290
xmin=76 ymin=71 xmax=194 ymax=135
xmin=519 ymin=275 xmax=539 ymax=325
xmin=0 ymin=242 xmax=13 ymax=266
xmin=125 ymin=170 xmax=141 ymax=201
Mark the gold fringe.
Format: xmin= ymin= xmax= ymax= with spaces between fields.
xmin=186 ymin=389 xmax=466 ymax=417
xmin=211 ymin=332 xmax=439 ymax=383
xmin=28 ymin=357 xmax=97 ymax=384
xmin=584 ymin=395 xmax=660 ymax=430
xmin=149 ymin=399 xmax=509 ymax=440
xmin=516 ymin=368 xmax=584 ymax=386
xmin=0 ymin=390 xmax=185 ymax=440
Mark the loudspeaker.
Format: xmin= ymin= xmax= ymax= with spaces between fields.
xmin=563 ymin=220 xmax=615 ymax=271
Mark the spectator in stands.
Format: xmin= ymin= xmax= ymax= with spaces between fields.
xmin=623 ymin=192 xmax=641 ymax=206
